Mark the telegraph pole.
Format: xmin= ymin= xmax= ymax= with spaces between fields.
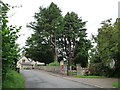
xmin=118 ymin=1 xmax=120 ymax=18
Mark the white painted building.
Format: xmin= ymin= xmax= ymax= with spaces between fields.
xmin=17 ymin=56 xmax=45 ymax=69
xmin=17 ymin=56 xmax=33 ymax=69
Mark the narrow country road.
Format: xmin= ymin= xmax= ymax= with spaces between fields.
xmin=20 ymin=70 xmax=101 ymax=88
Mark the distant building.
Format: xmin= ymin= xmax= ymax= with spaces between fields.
xmin=17 ymin=56 xmax=33 ymax=69
xmin=17 ymin=56 xmax=45 ymax=69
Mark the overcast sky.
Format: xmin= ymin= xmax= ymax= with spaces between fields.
xmin=3 ymin=0 xmax=119 ymax=48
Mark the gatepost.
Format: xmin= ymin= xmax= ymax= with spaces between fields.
xmin=76 ymin=64 xmax=83 ymax=76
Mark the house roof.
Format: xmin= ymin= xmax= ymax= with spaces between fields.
xmin=17 ymin=56 xmax=45 ymax=66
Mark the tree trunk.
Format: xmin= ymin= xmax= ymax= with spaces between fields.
xmin=54 ymin=34 xmax=58 ymax=62
xmin=54 ymin=46 xmax=58 ymax=61
xmin=68 ymin=39 xmax=72 ymax=70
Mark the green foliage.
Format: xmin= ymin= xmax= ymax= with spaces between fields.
xmin=2 ymin=70 xmax=25 ymax=88
xmin=89 ymin=18 xmax=120 ymax=77
xmin=1 ymin=1 xmax=20 ymax=80
xmin=62 ymin=12 xmax=91 ymax=67
xmin=64 ymin=12 xmax=90 ymax=67
xmin=112 ymin=82 xmax=120 ymax=88
xmin=89 ymin=63 xmax=114 ymax=76
xmin=25 ymin=2 xmax=63 ymax=63
xmin=75 ymin=75 xmax=105 ymax=78
xmin=25 ymin=40 xmax=54 ymax=64
xmin=47 ymin=61 xmax=60 ymax=66
xmin=25 ymin=2 xmax=91 ymax=68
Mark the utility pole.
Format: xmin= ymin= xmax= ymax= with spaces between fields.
xmin=118 ymin=1 xmax=120 ymax=18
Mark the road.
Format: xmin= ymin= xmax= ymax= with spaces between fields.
xmin=20 ymin=70 xmax=100 ymax=88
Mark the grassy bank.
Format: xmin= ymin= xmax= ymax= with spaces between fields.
xmin=75 ymin=75 xmax=105 ymax=78
xmin=112 ymin=82 xmax=120 ymax=88
xmin=2 ymin=70 xmax=25 ymax=88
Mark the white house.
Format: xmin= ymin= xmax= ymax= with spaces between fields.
xmin=17 ymin=56 xmax=33 ymax=69
xmin=35 ymin=61 xmax=45 ymax=66
xmin=17 ymin=56 xmax=45 ymax=69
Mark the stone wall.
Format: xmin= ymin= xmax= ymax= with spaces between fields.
xmin=35 ymin=65 xmax=88 ymax=76
xmin=35 ymin=66 xmax=65 ymax=74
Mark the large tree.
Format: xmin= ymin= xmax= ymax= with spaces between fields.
xmin=63 ymin=12 xmax=91 ymax=67
xmin=25 ymin=3 xmax=91 ymax=68
xmin=113 ymin=18 xmax=120 ymax=77
xmin=89 ymin=19 xmax=119 ymax=77
xmin=25 ymin=2 xmax=63 ymax=63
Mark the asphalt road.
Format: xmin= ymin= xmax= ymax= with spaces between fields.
xmin=20 ymin=70 xmax=99 ymax=88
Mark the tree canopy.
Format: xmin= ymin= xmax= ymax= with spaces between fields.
xmin=25 ymin=2 xmax=90 ymax=67
xmin=89 ymin=19 xmax=120 ymax=77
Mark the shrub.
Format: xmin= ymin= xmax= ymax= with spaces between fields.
xmin=47 ymin=61 xmax=60 ymax=66
xmin=2 ymin=70 xmax=25 ymax=88
xmin=89 ymin=63 xmax=114 ymax=77
xmin=112 ymin=82 xmax=120 ymax=88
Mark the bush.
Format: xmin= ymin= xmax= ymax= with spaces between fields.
xmin=47 ymin=61 xmax=60 ymax=66
xmin=112 ymin=82 xmax=120 ymax=88
xmin=89 ymin=63 xmax=114 ymax=77
xmin=2 ymin=70 xmax=25 ymax=88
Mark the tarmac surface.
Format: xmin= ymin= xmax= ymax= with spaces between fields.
xmin=21 ymin=70 xmax=98 ymax=88
xmin=20 ymin=69 xmax=118 ymax=89
xmin=50 ymin=73 xmax=118 ymax=88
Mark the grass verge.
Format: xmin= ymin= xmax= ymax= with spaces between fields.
xmin=75 ymin=75 xmax=105 ymax=78
xmin=2 ymin=70 xmax=25 ymax=88
xmin=112 ymin=82 xmax=120 ymax=88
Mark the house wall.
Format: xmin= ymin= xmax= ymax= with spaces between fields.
xmin=21 ymin=65 xmax=33 ymax=69
xmin=17 ymin=56 xmax=33 ymax=69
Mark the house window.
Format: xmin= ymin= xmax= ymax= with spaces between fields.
xmin=22 ymin=59 xmax=25 ymax=63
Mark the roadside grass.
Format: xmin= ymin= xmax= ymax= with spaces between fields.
xmin=112 ymin=82 xmax=120 ymax=88
xmin=69 ymin=71 xmax=77 ymax=75
xmin=2 ymin=70 xmax=25 ymax=88
xmin=75 ymin=75 xmax=105 ymax=78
